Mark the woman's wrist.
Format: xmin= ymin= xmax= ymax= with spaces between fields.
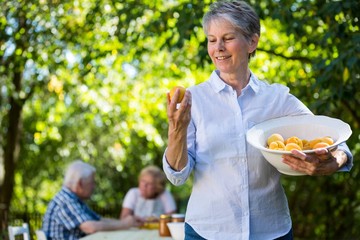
xmin=333 ymin=150 xmax=347 ymax=169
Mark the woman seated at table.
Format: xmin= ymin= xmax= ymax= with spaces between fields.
xmin=120 ymin=165 xmax=177 ymax=221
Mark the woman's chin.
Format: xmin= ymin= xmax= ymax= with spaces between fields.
xmin=142 ymin=193 xmax=157 ymax=199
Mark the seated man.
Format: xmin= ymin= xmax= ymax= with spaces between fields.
xmin=42 ymin=160 xmax=142 ymax=240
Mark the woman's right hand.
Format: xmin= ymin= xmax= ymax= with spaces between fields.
xmin=165 ymin=89 xmax=192 ymax=171
xmin=167 ymin=89 xmax=192 ymax=132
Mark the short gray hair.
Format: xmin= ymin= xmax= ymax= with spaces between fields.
xmin=202 ymin=0 xmax=260 ymax=59
xmin=63 ymin=160 xmax=96 ymax=188
xmin=139 ymin=165 xmax=167 ymax=196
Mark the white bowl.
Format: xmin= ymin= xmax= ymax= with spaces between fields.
xmin=246 ymin=115 xmax=352 ymax=176
xmin=167 ymin=222 xmax=185 ymax=240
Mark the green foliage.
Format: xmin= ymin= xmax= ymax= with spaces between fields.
xmin=1 ymin=0 xmax=359 ymax=239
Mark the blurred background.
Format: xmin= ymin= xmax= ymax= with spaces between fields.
xmin=0 ymin=0 xmax=359 ymax=239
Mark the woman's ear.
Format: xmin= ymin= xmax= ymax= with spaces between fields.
xmin=249 ymin=33 xmax=259 ymax=54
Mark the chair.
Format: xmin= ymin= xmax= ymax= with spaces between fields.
xmin=36 ymin=229 xmax=48 ymax=240
xmin=8 ymin=223 xmax=30 ymax=240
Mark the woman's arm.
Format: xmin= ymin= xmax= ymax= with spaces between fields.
xmin=165 ymin=90 xmax=192 ymax=171
xmin=119 ymin=208 xmax=134 ymax=219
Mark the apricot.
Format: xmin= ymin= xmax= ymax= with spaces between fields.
xmin=303 ymin=143 xmax=312 ymax=150
xmin=169 ymin=86 xmax=186 ymax=103
xmin=285 ymin=143 xmax=302 ymax=151
xmin=267 ymin=133 xmax=284 ymax=146
xmin=286 ymin=136 xmax=303 ymax=149
xmin=266 ymin=133 xmax=335 ymax=152
xmin=269 ymin=140 xmax=286 ymax=150
xmin=313 ymin=142 xmax=330 ymax=149
xmin=321 ymin=137 xmax=334 ymax=145
xmin=308 ymin=138 xmax=322 ymax=149
xmin=302 ymin=139 xmax=311 ymax=150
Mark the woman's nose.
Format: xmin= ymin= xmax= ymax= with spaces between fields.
xmin=216 ymin=40 xmax=225 ymax=51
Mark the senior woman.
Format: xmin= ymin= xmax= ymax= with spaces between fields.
xmin=120 ymin=165 xmax=176 ymax=220
xmin=163 ymin=1 xmax=353 ymax=239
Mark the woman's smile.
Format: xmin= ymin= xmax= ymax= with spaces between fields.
xmin=216 ymin=55 xmax=231 ymax=60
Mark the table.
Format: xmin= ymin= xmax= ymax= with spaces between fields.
xmin=79 ymin=228 xmax=173 ymax=240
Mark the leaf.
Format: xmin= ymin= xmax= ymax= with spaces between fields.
xmin=343 ymin=67 xmax=350 ymax=82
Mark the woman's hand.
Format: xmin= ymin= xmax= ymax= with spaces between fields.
xmin=165 ymin=89 xmax=192 ymax=171
xmin=282 ymin=148 xmax=347 ymax=176
xmin=167 ymin=89 xmax=192 ymax=132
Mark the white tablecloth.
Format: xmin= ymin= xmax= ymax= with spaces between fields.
xmin=79 ymin=228 xmax=173 ymax=240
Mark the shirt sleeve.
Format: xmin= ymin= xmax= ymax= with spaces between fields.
xmin=336 ymin=142 xmax=353 ymax=172
xmin=273 ymin=83 xmax=313 ymax=116
xmin=162 ymin=151 xmax=193 ymax=186
xmin=122 ymin=188 xmax=138 ymax=210
xmin=160 ymin=190 xmax=177 ymax=213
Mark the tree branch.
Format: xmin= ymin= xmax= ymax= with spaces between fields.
xmin=341 ymin=99 xmax=360 ymax=127
xmin=257 ymin=47 xmax=312 ymax=63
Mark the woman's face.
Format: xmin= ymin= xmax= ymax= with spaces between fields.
xmin=139 ymin=174 xmax=157 ymax=199
xmin=207 ymin=18 xmax=254 ymax=75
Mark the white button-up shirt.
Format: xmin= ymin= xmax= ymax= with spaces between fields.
xmin=163 ymin=70 xmax=352 ymax=240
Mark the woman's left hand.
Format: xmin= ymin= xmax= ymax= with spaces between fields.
xmin=282 ymin=148 xmax=347 ymax=176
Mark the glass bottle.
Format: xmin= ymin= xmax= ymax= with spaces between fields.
xmin=159 ymin=214 xmax=172 ymax=237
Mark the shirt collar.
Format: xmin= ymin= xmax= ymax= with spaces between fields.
xmin=244 ymin=72 xmax=260 ymax=94
xmin=209 ymin=70 xmax=260 ymax=94
xmin=62 ymin=186 xmax=82 ymax=201
xmin=209 ymin=70 xmax=227 ymax=93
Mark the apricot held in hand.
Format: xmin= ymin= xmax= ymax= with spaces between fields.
xmin=169 ymin=86 xmax=186 ymax=103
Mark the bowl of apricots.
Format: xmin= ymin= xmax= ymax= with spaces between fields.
xmin=246 ymin=115 xmax=352 ymax=176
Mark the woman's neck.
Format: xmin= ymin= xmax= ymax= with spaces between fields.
xmin=220 ymin=69 xmax=251 ymax=96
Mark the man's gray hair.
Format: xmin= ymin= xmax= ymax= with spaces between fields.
xmin=63 ymin=160 xmax=96 ymax=188
xmin=202 ymin=0 xmax=260 ymax=59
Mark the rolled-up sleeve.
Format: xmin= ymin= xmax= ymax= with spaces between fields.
xmin=337 ymin=142 xmax=353 ymax=172
xmin=162 ymin=150 xmax=193 ymax=186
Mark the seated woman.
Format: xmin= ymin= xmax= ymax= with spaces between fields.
xmin=120 ymin=165 xmax=177 ymax=221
